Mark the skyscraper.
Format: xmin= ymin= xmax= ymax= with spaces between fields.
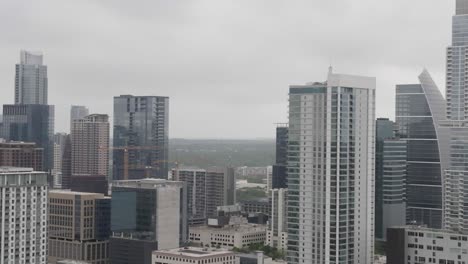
xmin=272 ymin=124 xmax=288 ymax=189
xmin=396 ymin=71 xmax=449 ymax=229
xmin=15 ymin=50 xmax=48 ymax=105
xmin=48 ymin=190 xmax=111 ymax=264
xmin=113 ymin=95 xmax=169 ymax=180
xmin=443 ymin=0 xmax=468 ymax=234
xmin=71 ymin=114 xmax=109 ymax=194
xmin=380 ymin=139 xmax=407 ymax=241
xmin=0 ymin=167 xmax=48 ymax=264
xmin=70 ymin=105 xmax=89 ymax=129
xmin=375 ymin=118 xmax=395 ymax=240
xmin=287 ymin=69 xmax=376 ymax=264
xmin=52 ymin=133 xmax=68 ymax=188
xmin=2 ymin=104 xmax=54 ymax=170
xmin=110 ymin=179 xmax=187 ymax=264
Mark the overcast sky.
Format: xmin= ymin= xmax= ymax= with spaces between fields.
xmin=0 ymin=0 xmax=453 ymax=139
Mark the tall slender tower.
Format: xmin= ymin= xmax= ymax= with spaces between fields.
xmin=70 ymin=114 xmax=109 ymax=194
xmin=443 ymin=0 xmax=468 ymax=233
xmin=15 ymin=50 xmax=48 ymax=105
xmin=287 ymin=69 xmax=376 ymax=264
xmin=113 ymin=95 xmax=169 ymax=180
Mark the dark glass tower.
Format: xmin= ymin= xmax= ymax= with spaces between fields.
xmin=2 ymin=104 xmax=54 ymax=170
xmin=375 ymin=118 xmax=395 ymax=240
xmin=272 ymin=124 xmax=288 ymax=189
xmin=395 ymin=70 xmax=449 ymax=229
xmin=113 ymin=95 xmax=169 ymax=180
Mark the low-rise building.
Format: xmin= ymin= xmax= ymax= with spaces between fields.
xmin=387 ymin=226 xmax=468 ymax=264
xmin=189 ymin=224 xmax=266 ymax=249
xmin=153 ymin=247 xmax=238 ymax=264
xmin=48 ymin=190 xmax=111 ymax=264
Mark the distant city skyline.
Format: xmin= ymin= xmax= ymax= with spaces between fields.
xmin=0 ymin=0 xmax=454 ymax=138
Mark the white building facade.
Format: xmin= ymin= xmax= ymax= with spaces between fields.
xmin=0 ymin=167 xmax=48 ymax=264
xmin=153 ymin=247 xmax=238 ymax=264
xmin=189 ymin=224 xmax=266 ymax=249
xmin=287 ymin=69 xmax=376 ymax=264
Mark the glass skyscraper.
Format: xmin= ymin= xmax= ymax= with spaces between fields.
xmin=287 ymin=68 xmax=375 ymax=264
xmin=2 ymin=104 xmax=55 ymax=170
xmin=395 ymin=70 xmax=449 ymax=229
xmin=15 ymin=50 xmax=48 ymax=105
xmin=113 ymin=95 xmax=169 ymax=180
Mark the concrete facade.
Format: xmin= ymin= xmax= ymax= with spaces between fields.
xmin=153 ymin=247 xmax=238 ymax=264
xmin=48 ymin=190 xmax=111 ymax=264
xmin=189 ymin=224 xmax=266 ymax=249
xmin=0 ymin=167 xmax=48 ymax=264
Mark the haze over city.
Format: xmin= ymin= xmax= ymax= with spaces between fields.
xmin=0 ymin=0 xmax=453 ymax=138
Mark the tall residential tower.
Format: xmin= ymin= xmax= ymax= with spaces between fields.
xmin=287 ymin=69 xmax=376 ymax=264
xmin=113 ymin=95 xmax=169 ymax=180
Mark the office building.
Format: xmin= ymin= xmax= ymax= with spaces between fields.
xmin=387 ymin=226 xmax=468 ymax=264
xmin=0 ymin=140 xmax=43 ymax=171
xmin=110 ymin=179 xmax=187 ymax=264
xmin=15 ymin=50 xmax=48 ymax=105
xmin=396 ymin=71 xmax=450 ymax=229
xmin=189 ymin=224 xmax=266 ymax=249
xmin=113 ymin=95 xmax=169 ymax=180
xmin=70 ymin=114 xmax=109 ymax=194
xmin=375 ymin=118 xmax=395 ymax=240
xmin=48 ymin=190 xmax=111 ymax=264
xmin=206 ymin=167 xmax=236 ymax=217
xmin=266 ymin=188 xmax=287 ymax=252
xmin=375 ymin=118 xmax=407 ymax=241
xmin=287 ymin=69 xmax=376 ymax=264
xmin=381 ymin=139 xmax=407 ymax=241
xmin=52 ymin=133 xmax=68 ymax=188
xmin=2 ymin=104 xmax=54 ymax=170
xmin=152 ymin=247 xmax=238 ymax=264
xmin=0 ymin=167 xmax=48 ymax=263
xmin=271 ymin=124 xmax=288 ymax=190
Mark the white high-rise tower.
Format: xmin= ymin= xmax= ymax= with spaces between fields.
xmin=287 ymin=69 xmax=376 ymax=264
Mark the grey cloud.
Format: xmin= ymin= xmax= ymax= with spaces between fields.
xmin=0 ymin=0 xmax=454 ymax=138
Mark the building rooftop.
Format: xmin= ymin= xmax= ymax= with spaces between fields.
xmin=153 ymin=247 xmax=234 ymax=258
xmin=113 ymin=178 xmax=183 ymax=189
xmin=392 ymin=225 xmax=466 ymax=235
xmin=191 ymin=223 xmax=266 ymax=233
xmin=0 ymin=167 xmax=35 ymax=173
xmin=49 ymin=189 xmax=106 ymax=197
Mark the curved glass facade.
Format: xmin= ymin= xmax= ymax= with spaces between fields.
xmin=395 ymin=70 xmax=449 ymax=229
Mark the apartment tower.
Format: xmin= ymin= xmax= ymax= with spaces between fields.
xmin=287 ymin=68 xmax=375 ymax=264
